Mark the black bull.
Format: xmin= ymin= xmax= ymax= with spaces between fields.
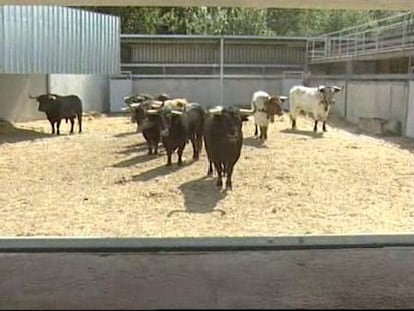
xmin=204 ymin=105 xmax=256 ymax=190
xmin=29 ymin=93 xmax=83 ymax=135
xmin=146 ymin=103 xmax=206 ymax=166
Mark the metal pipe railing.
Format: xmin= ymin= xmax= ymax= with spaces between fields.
xmin=307 ymin=11 xmax=414 ymax=63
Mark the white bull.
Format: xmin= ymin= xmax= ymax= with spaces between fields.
xmin=251 ymin=90 xmax=287 ymax=140
xmin=289 ymin=85 xmax=343 ymax=132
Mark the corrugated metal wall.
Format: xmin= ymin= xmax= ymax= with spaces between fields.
xmin=0 ymin=5 xmax=120 ymax=74
xmin=123 ymin=36 xmax=306 ymax=65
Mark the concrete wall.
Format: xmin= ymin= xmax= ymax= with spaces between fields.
xmin=0 ymin=74 xmax=47 ymax=122
xmin=49 ymin=75 xmax=110 ymax=113
xmin=0 ymin=74 xmax=110 ymax=122
xmin=132 ymin=77 xmax=284 ymax=109
xmin=306 ymin=77 xmax=347 ymax=119
xmin=406 ymin=81 xmax=414 ymax=138
xmin=309 ymin=77 xmax=409 ymax=135
xmin=2 ymin=235 xmax=414 ymax=309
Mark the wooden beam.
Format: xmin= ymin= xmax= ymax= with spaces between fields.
xmin=0 ymin=0 xmax=412 ymax=10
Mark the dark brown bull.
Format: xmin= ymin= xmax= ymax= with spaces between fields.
xmin=204 ymin=105 xmax=256 ymax=190
xmin=29 ymin=93 xmax=83 ymax=135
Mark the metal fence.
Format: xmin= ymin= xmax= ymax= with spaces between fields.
xmin=0 ymin=5 xmax=120 ymax=74
xmin=307 ymin=11 xmax=414 ymax=63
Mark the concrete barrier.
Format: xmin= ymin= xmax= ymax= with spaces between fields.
xmin=1 ymin=235 xmax=414 ymax=309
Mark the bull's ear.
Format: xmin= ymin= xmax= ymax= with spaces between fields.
xmin=333 ymin=86 xmax=343 ymax=93
xmin=279 ymin=96 xmax=288 ymax=102
xmin=318 ymin=85 xmax=326 ymax=93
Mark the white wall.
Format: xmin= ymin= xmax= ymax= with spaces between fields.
xmin=0 ymin=74 xmax=110 ymax=122
xmin=0 ymin=74 xmax=47 ymax=122
xmin=49 ymin=75 xmax=110 ymax=113
xmin=129 ymin=77 xmax=284 ymax=110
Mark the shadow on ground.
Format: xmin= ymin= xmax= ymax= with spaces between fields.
xmin=129 ymin=160 xmax=194 ymax=182
xmin=116 ymin=141 xmax=155 ymax=155
xmin=167 ymin=175 xmax=227 ymax=217
xmin=0 ymin=121 xmax=54 ymax=144
xmin=112 ymin=153 xmax=162 ymax=168
xmin=243 ymin=136 xmax=268 ymax=148
xmin=280 ymin=128 xmax=324 ymax=139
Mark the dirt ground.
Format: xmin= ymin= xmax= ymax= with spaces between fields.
xmin=0 ymin=113 xmax=413 ymax=237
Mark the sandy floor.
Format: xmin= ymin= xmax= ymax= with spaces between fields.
xmin=0 ymin=113 xmax=413 ymax=237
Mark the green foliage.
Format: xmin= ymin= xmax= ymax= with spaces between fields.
xmin=77 ymin=6 xmax=404 ymax=36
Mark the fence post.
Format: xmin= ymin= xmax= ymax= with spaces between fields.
xmin=220 ymin=36 xmax=224 ymax=107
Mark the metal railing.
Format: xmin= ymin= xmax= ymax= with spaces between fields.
xmin=307 ymin=11 xmax=414 ymax=63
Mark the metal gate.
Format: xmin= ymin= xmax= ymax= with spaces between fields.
xmin=109 ymin=72 xmax=133 ymax=113
xmin=282 ymin=71 xmax=304 ymax=110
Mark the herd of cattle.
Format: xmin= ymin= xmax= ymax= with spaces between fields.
xmin=28 ymin=85 xmax=343 ymax=190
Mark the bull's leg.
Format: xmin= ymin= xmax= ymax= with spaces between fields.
xmin=69 ymin=117 xmax=75 ymax=134
xmin=148 ymin=143 xmax=153 ymax=155
xmin=56 ymin=119 xmax=62 ymax=135
xmin=166 ymin=149 xmax=173 ymax=166
xmin=322 ymin=120 xmax=327 ymax=132
xmin=259 ymin=126 xmax=267 ymax=140
xmin=190 ymin=137 xmax=198 ymax=160
xmin=48 ymin=119 xmax=55 ymax=134
xmin=196 ymin=134 xmax=203 ymax=158
xmin=290 ymin=114 xmax=297 ymax=130
xmin=313 ymin=120 xmax=318 ymax=132
xmin=214 ymin=162 xmax=223 ymax=188
xmin=77 ymin=114 xmax=82 ymax=133
xmin=225 ymin=164 xmax=234 ymax=190
xmin=154 ymin=142 xmax=159 ymax=155
xmin=207 ymin=160 xmax=213 ymax=176
xmin=177 ymin=143 xmax=185 ymax=166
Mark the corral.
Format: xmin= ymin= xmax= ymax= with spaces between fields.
xmin=1 ymin=113 xmax=413 ymax=237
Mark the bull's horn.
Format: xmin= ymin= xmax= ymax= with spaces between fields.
xmin=138 ymin=93 xmax=153 ymax=100
xmin=333 ymin=86 xmax=343 ymax=92
xmin=279 ymin=96 xmax=288 ymax=101
xmin=149 ymin=100 xmax=165 ymax=109
xmin=156 ymin=93 xmax=172 ymax=101
xmin=121 ymin=107 xmax=131 ymax=112
xmin=171 ymin=110 xmax=183 ymax=115
xmin=239 ymin=104 xmax=256 ymax=115
xmin=208 ymin=106 xmax=223 ymax=115
xmin=28 ymin=94 xmax=38 ymax=99
xmin=146 ymin=109 xmax=160 ymax=115
xmin=129 ymin=103 xmax=141 ymax=108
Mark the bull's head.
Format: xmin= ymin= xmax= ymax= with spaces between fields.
xmin=208 ymin=105 xmax=256 ymax=139
xmin=146 ymin=105 xmax=182 ymax=137
xmin=155 ymin=93 xmax=173 ymax=102
xmin=318 ymin=85 xmax=343 ymax=108
xmin=264 ymin=95 xmax=288 ymax=122
xmin=28 ymin=93 xmax=58 ymax=112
